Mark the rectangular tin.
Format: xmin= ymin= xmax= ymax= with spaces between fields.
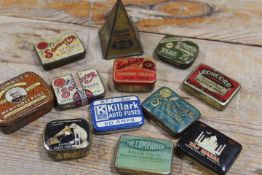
xmin=115 ymin=135 xmax=174 ymax=175
xmin=113 ymin=57 xmax=156 ymax=92
xmin=183 ymin=64 xmax=241 ymax=110
xmin=43 ymin=118 xmax=91 ymax=160
xmin=51 ymin=69 xmax=106 ymax=109
xmin=176 ymin=121 xmax=242 ymax=175
xmin=35 ymin=32 xmax=86 ymax=70
xmin=90 ymin=96 xmax=144 ymax=134
xmin=0 ymin=72 xmax=54 ymax=134
xmin=142 ymin=86 xmax=201 ymax=137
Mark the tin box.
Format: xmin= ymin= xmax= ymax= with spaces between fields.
xmin=90 ymin=96 xmax=144 ymax=134
xmin=113 ymin=57 xmax=156 ymax=92
xmin=0 ymin=72 xmax=54 ymax=134
xmin=35 ymin=32 xmax=86 ymax=70
xmin=51 ymin=69 xmax=106 ymax=109
xmin=183 ymin=64 xmax=241 ymax=110
xmin=43 ymin=118 xmax=91 ymax=160
xmin=176 ymin=121 xmax=242 ymax=175
xmin=142 ymin=86 xmax=200 ymax=137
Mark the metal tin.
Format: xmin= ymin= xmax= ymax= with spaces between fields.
xmin=183 ymin=64 xmax=241 ymax=110
xmin=142 ymin=86 xmax=201 ymax=137
xmin=155 ymin=35 xmax=199 ymax=69
xmin=99 ymin=0 xmax=143 ymax=59
xmin=43 ymin=118 xmax=91 ymax=160
xmin=51 ymin=69 xmax=106 ymax=109
xmin=115 ymin=135 xmax=174 ymax=175
xmin=90 ymin=96 xmax=144 ymax=134
xmin=35 ymin=32 xmax=86 ymax=70
xmin=113 ymin=57 xmax=156 ymax=92
xmin=0 ymin=72 xmax=54 ymax=134
xmin=176 ymin=121 xmax=242 ymax=175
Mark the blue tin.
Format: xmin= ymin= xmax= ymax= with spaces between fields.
xmin=90 ymin=96 xmax=144 ymax=134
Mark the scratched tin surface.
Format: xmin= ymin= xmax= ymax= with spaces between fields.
xmin=43 ymin=118 xmax=91 ymax=160
xmin=142 ymin=86 xmax=200 ymax=137
xmin=51 ymin=69 xmax=105 ymax=109
xmin=183 ymin=64 xmax=241 ymax=110
xmin=176 ymin=121 xmax=242 ymax=175
xmin=35 ymin=32 xmax=86 ymax=70
xmin=115 ymin=135 xmax=174 ymax=175
xmin=113 ymin=57 xmax=156 ymax=92
xmin=90 ymin=96 xmax=144 ymax=134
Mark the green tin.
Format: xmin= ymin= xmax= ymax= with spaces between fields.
xmin=115 ymin=135 xmax=174 ymax=175
xmin=155 ymin=35 xmax=199 ymax=69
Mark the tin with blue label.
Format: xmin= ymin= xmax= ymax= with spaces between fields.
xmin=90 ymin=96 xmax=144 ymax=134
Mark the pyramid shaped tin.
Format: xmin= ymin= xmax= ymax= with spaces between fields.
xmin=99 ymin=0 xmax=144 ymax=59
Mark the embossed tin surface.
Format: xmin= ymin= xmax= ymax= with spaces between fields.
xmin=115 ymin=135 xmax=174 ymax=175
xmin=176 ymin=121 xmax=242 ymax=175
xmin=43 ymin=118 xmax=91 ymax=160
xmin=35 ymin=32 xmax=86 ymax=70
xmin=51 ymin=69 xmax=105 ymax=109
xmin=155 ymin=35 xmax=199 ymax=69
xmin=142 ymin=86 xmax=200 ymax=137
xmin=90 ymin=96 xmax=144 ymax=134
xmin=113 ymin=57 xmax=156 ymax=92
xmin=183 ymin=64 xmax=241 ymax=110
xmin=0 ymin=72 xmax=54 ymax=134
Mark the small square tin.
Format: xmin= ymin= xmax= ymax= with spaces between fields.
xmin=90 ymin=96 xmax=144 ymax=134
xmin=43 ymin=118 xmax=91 ymax=160
xmin=115 ymin=135 xmax=174 ymax=175
xmin=51 ymin=69 xmax=106 ymax=109
xmin=183 ymin=64 xmax=241 ymax=110
xmin=113 ymin=57 xmax=156 ymax=92
xmin=155 ymin=35 xmax=199 ymax=69
xmin=35 ymin=32 xmax=86 ymax=70
xmin=0 ymin=72 xmax=54 ymax=134
xmin=142 ymin=86 xmax=201 ymax=137
xmin=176 ymin=121 xmax=242 ymax=175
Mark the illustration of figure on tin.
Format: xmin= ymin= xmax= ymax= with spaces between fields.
xmin=5 ymin=87 xmax=27 ymax=103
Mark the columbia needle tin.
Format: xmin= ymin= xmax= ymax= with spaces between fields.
xmin=0 ymin=72 xmax=54 ymax=134
xmin=43 ymin=118 xmax=91 ymax=160
xmin=115 ymin=135 xmax=174 ymax=175
xmin=183 ymin=64 xmax=241 ymax=110
xmin=155 ymin=35 xmax=199 ymax=69
xmin=51 ymin=69 xmax=105 ymax=109
xmin=35 ymin=32 xmax=86 ymax=70
xmin=113 ymin=57 xmax=156 ymax=92
xmin=176 ymin=121 xmax=242 ymax=175
xmin=90 ymin=96 xmax=144 ymax=134
xmin=142 ymin=86 xmax=200 ymax=137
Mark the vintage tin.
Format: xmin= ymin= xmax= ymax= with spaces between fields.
xmin=90 ymin=96 xmax=144 ymax=134
xmin=113 ymin=57 xmax=156 ymax=92
xmin=176 ymin=121 xmax=242 ymax=175
xmin=51 ymin=69 xmax=106 ymax=109
xmin=155 ymin=35 xmax=199 ymax=69
xmin=35 ymin=32 xmax=86 ymax=70
xmin=183 ymin=64 xmax=241 ymax=110
xmin=0 ymin=72 xmax=54 ymax=134
xmin=43 ymin=118 xmax=91 ymax=160
xmin=142 ymin=86 xmax=201 ymax=137
xmin=115 ymin=135 xmax=174 ymax=175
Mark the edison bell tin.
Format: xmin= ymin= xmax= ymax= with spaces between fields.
xmin=176 ymin=121 xmax=242 ymax=175
xmin=0 ymin=72 xmax=54 ymax=134
xmin=35 ymin=32 xmax=86 ymax=70
xmin=90 ymin=96 xmax=144 ymax=134
xmin=51 ymin=69 xmax=106 ymax=109
xmin=142 ymin=86 xmax=200 ymax=137
xmin=155 ymin=35 xmax=199 ymax=69
xmin=115 ymin=135 xmax=174 ymax=175
xmin=113 ymin=57 xmax=156 ymax=92
xmin=43 ymin=118 xmax=91 ymax=160
xmin=183 ymin=64 xmax=241 ymax=110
